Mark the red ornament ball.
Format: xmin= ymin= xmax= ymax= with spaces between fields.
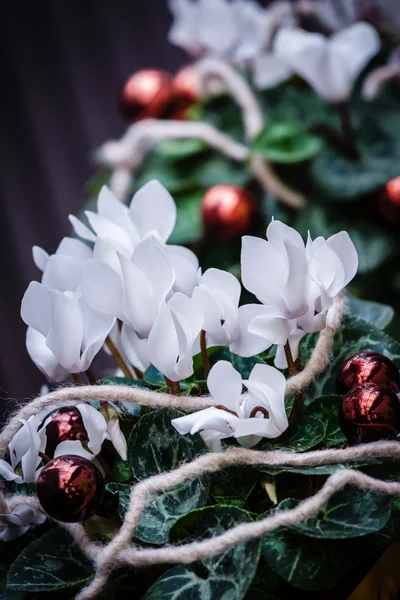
xmin=378 ymin=175 xmax=400 ymax=223
xmin=45 ymin=407 xmax=88 ymax=457
xmin=171 ymin=65 xmax=200 ymax=118
xmin=339 ymin=382 xmax=400 ymax=443
xmin=201 ymin=185 xmax=256 ymax=241
xmin=37 ymin=455 xmax=104 ymax=522
xmin=120 ymin=69 xmax=174 ymax=122
xmin=337 ymin=352 xmax=400 ymax=396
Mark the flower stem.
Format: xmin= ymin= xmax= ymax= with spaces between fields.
xmin=164 ymin=376 xmax=181 ymax=395
xmin=39 ymin=451 xmax=51 ymax=464
xmin=132 ymin=366 xmax=144 ymax=380
xmin=105 ymin=336 xmax=132 ymax=379
xmin=86 ymin=368 xmax=97 ymax=385
xmin=284 ymin=343 xmax=305 ymax=421
xmin=200 ymin=330 xmax=211 ymax=377
xmin=73 ymin=373 xmax=84 ymax=386
xmin=284 ymin=342 xmax=298 ymax=377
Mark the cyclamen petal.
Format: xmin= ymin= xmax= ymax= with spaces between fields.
xmin=274 ymin=23 xmax=380 ymax=102
xmin=172 ymin=361 xmax=288 ymax=449
xmin=128 ymin=180 xmax=177 ymax=242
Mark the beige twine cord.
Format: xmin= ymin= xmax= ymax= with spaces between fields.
xmin=3 ymin=294 xmax=399 ymax=599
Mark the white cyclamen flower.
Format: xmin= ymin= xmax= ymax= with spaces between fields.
xmin=0 ymin=504 xmax=47 ymax=542
xmin=33 ymin=236 xmax=93 ymax=292
xmin=274 ymin=22 xmax=380 ymax=103
xmin=81 ymin=235 xmax=174 ymax=340
xmin=172 ymin=360 xmax=288 ymax=450
xmin=25 ymin=327 xmax=69 ymax=382
xmin=235 ymin=220 xmax=358 ymax=368
xmin=168 ymin=0 xmax=239 ymax=59
xmin=21 ymin=283 xmax=114 ymax=375
xmin=192 ymin=268 xmax=240 ymax=347
xmin=147 ymin=293 xmax=204 ymax=382
xmin=70 ymin=181 xmax=199 ymax=296
xmin=0 ymin=404 xmax=127 ymax=485
xmin=0 ymin=415 xmax=47 ymax=483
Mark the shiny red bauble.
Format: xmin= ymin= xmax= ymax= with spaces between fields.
xmin=201 ymin=185 xmax=256 ymax=242
xmin=337 ymin=352 xmax=400 ymax=396
xmin=45 ymin=407 xmax=88 ymax=457
xmin=378 ymin=175 xmax=400 ymax=224
xmin=120 ymin=69 xmax=174 ymax=122
xmin=37 ymin=455 xmax=104 ymax=523
xmin=171 ymin=65 xmax=200 ymax=118
xmin=339 ymin=382 xmax=400 ymax=443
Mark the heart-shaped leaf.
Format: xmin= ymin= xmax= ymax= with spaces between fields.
xmin=107 ymin=476 xmax=209 ymax=545
xmin=143 ymin=506 xmax=260 ymax=600
xmin=253 ymin=122 xmax=323 ymax=163
xmin=7 ymin=529 xmax=93 ymax=593
xmin=128 ymin=408 xmax=207 ymax=479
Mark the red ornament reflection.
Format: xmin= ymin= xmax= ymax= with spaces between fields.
xmin=339 ymin=382 xmax=400 ymax=443
xmin=37 ymin=455 xmax=104 ymax=522
xmin=120 ymin=69 xmax=173 ymax=122
xmin=337 ymin=351 xmax=400 ymax=395
xmin=201 ymin=185 xmax=256 ymax=241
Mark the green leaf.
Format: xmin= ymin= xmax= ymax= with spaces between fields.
xmin=347 ymin=297 xmax=395 ymax=329
xmin=303 ymin=395 xmax=346 ymax=447
xmin=301 ymin=315 xmax=400 ymax=405
xmin=113 ymin=457 xmax=133 ymax=483
xmin=284 ymin=414 xmax=326 ymax=452
xmin=244 ymin=561 xmax=281 ymax=600
xmin=289 ymin=486 xmax=391 ymax=539
xmin=156 ymin=138 xmax=207 ymax=160
xmin=107 ymin=476 xmax=209 ymax=545
xmin=197 ymin=156 xmax=250 ymax=187
xmin=261 ymin=499 xmax=392 ymax=591
xmin=7 ymin=529 xmax=93 ymax=593
xmin=253 ymin=122 xmax=323 ymax=163
xmin=143 ymin=365 xmax=165 ymax=387
xmin=144 ymin=505 xmax=261 ymax=600
xmin=128 ymin=408 xmax=208 ymax=479
xmin=168 ymin=192 xmax=204 ymax=245
xmin=211 ymin=467 xmax=258 ymax=507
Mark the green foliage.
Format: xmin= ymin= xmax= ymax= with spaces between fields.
xmin=128 ymin=408 xmax=207 ymax=480
xmin=253 ymin=122 xmax=323 ymax=163
xmin=288 ymin=487 xmax=391 ymax=539
xmin=107 ymin=476 xmax=210 ymax=545
xmin=168 ymin=191 xmax=204 ymax=245
xmin=141 ymin=506 xmax=261 ymax=599
xmin=347 ymin=297 xmax=395 ymax=329
xmin=210 ymin=467 xmax=258 ymax=507
xmin=261 ymin=498 xmax=393 ymax=590
xmin=7 ymin=529 xmax=93 ymax=593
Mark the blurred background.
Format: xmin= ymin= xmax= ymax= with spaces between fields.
xmin=0 ymin=0 xmax=187 ymax=404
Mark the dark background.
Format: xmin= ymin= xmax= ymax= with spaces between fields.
xmin=0 ymin=1 xmax=185 ymax=406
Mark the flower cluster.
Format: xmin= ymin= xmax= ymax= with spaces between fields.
xmin=21 ymin=180 xmax=358 ymax=450
xmin=168 ymin=0 xmax=381 ymax=103
xmin=0 ymin=403 xmax=127 ymax=484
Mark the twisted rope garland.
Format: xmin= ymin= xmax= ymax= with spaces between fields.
xmin=4 ymin=294 xmax=398 ymax=599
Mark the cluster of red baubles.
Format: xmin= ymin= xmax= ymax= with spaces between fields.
xmin=120 ymin=66 xmax=199 ymax=122
xmin=34 ymin=407 xmax=105 ymax=523
xmin=337 ymin=352 xmax=400 ymax=443
xmin=120 ymin=69 xmax=258 ymax=242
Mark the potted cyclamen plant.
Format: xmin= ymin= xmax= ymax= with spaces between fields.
xmin=1 ymin=180 xmax=400 ymax=600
